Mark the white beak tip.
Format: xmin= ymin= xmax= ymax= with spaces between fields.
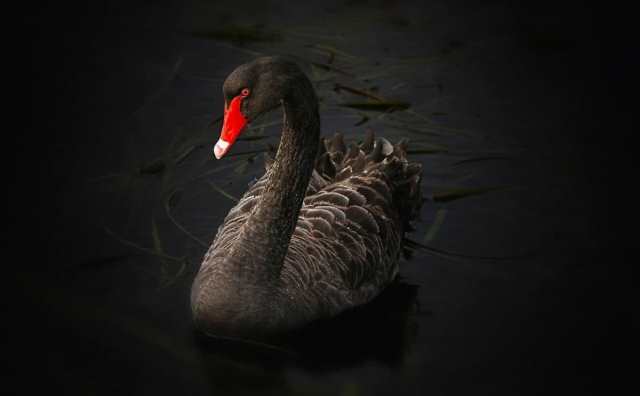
xmin=213 ymin=139 xmax=230 ymax=159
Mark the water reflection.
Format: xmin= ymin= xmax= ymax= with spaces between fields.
xmin=194 ymin=280 xmax=421 ymax=384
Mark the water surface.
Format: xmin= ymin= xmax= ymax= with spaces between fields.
xmin=16 ymin=1 xmax=617 ymax=394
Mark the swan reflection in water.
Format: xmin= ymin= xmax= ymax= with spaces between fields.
xmin=194 ymin=280 xmax=423 ymax=390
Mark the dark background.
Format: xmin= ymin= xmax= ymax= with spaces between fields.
xmin=9 ymin=0 xmax=634 ymax=395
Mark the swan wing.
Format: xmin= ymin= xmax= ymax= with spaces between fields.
xmin=280 ymin=131 xmax=423 ymax=315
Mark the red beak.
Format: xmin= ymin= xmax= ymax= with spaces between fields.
xmin=215 ymin=95 xmax=247 ymax=159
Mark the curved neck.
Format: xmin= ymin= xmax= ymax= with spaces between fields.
xmin=228 ymin=80 xmax=320 ymax=281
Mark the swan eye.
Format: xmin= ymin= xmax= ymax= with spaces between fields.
xmin=241 ymin=88 xmax=250 ymax=97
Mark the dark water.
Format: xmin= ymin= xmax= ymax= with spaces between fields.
xmin=12 ymin=0 xmax=630 ymax=394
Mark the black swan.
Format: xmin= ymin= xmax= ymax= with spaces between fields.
xmin=191 ymin=57 xmax=423 ymax=339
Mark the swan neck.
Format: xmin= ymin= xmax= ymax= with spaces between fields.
xmin=230 ymin=81 xmax=319 ymax=279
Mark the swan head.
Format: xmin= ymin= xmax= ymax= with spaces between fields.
xmin=214 ymin=56 xmax=309 ymax=159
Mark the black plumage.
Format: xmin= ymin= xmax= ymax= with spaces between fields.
xmin=191 ymin=57 xmax=423 ymax=339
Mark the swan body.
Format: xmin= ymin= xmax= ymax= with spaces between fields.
xmin=191 ymin=57 xmax=423 ymax=339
